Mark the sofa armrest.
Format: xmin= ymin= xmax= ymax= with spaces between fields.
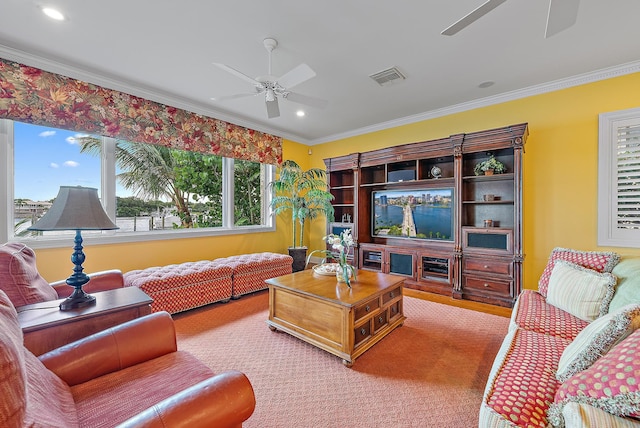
xmin=116 ymin=371 xmax=256 ymax=428
xmin=52 ymin=269 xmax=124 ymax=298
xmin=39 ymin=311 xmax=177 ymax=386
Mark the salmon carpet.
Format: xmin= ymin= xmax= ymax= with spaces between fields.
xmin=173 ymin=290 xmax=509 ymax=427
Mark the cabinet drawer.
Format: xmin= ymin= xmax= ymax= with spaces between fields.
xmin=354 ymin=322 xmax=372 ymax=347
xmin=354 ymin=298 xmax=380 ymax=322
xmin=373 ymin=311 xmax=388 ymax=332
xmin=388 ymin=301 xmax=401 ymax=321
xmin=463 ymin=275 xmax=511 ymax=294
xmin=382 ymin=287 xmax=402 ymax=304
xmin=464 ymin=258 xmax=512 ymax=276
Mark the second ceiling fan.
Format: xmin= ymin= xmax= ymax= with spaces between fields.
xmin=441 ymin=0 xmax=580 ymax=38
xmin=211 ymin=38 xmax=327 ymax=119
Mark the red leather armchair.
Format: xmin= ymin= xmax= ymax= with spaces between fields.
xmin=0 ymin=289 xmax=256 ymax=427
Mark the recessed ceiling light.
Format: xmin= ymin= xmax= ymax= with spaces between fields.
xmin=42 ymin=7 xmax=65 ymax=21
xmin=478 ymin=81 xmax=495 ymax=89
xmin=296 ymin=110 xmax=305 ymax=117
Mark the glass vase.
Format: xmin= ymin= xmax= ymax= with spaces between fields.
xmin=335 ymin=265 xmax=353 ymax=285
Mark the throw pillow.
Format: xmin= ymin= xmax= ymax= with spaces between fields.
xmin=609 ymin=257 xmax=640 ymax=313
xmin=0 ymin=242 xmax=58 ymax=307
xmin=556 ymin=303 xmax=640 ymax=382
xmin=23 ymin=351 xmax=79 ymax=427
xmin=546 ymin=260 xmax=617 ymax=321
xmin=548 ymin=329 xmax=640 ymax=428
xmin=538 ymin=247 xmax=620 ymax=297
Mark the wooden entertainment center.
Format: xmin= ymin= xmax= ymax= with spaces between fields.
xmin=324 ymin=123 xmax=528 ymax=308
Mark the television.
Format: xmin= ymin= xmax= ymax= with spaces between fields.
xmin=372 ymin=188 xmax=454 ymax=241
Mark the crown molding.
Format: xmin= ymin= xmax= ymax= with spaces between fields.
xmin=2 ymin=43 xmax=639 ymax=147
xmin=309 ymin=60 xmax=640 ymax=145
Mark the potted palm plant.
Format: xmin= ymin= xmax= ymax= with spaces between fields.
xmin=269 ymin=160 xmax=335 ymax=272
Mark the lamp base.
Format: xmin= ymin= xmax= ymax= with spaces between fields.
xmin=59 ymin=289 xmax=96 ymax=311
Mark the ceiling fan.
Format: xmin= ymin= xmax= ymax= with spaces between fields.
xmin=441 ymin=0 xmax=580 ymax=38
xmin=211 ymin=38 xmax=327 ymax=119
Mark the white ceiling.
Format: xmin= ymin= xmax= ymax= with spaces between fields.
xmin=1 ymin=0 xmax=640 ymax=145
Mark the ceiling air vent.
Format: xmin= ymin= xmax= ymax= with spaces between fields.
xmin=369 ymin=67 xmax=406 ymax=86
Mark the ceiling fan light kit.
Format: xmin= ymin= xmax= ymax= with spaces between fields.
xmin=441 ymin=0 xmax=579 ymax=38
xmin=212 ymin=38 xmax=327 ymax=119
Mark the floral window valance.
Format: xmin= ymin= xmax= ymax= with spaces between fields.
xmin=0 ymin=58 xmax=282 ymax=164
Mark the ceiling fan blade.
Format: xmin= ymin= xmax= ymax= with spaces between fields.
xmin=277 ymin=63 xmax=316 ymax=90
xmin=266 ymin=98 xmax=280 ymax=119
xmin=211 ymin=92 xmax=258 ymax=102
xmin=545 ymin=0 xmax=580 ymax=38
xmin=212 ymin=63 xmax=259 ymax=86
xmin=284 ymin=91 xmax=328 ymax=109
xmin=441 ymin=0 xmax=508 ymax=36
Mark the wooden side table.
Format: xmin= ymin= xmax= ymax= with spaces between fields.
xmin=18 ymin=287 xmax=152 ymax=356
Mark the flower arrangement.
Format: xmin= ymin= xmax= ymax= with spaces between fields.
xmin=474 ymin=155 xmax=507 ymax=176
xmin=307 ymin=228 xmax=357 ymax=286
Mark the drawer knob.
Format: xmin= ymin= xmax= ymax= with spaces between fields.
xmin=483 ymin=265 xmax=489 ymax=269
xmin=484 ymin=283 xmax=490 ymax=288
xmin=378 ymin=316 xmax=384 ymax=323
xmin=391 ymin=307 xmax=397 ymax=314
xmin=360 ymin=328 xmax=367 ymax=335
xmin=390 ymin=291 xmax=395 ymax=298
xmin=365 ymin=305 xmax=371 ymax=312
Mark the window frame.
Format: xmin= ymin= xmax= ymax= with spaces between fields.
xmin=597 ymin=107 xmax=640 ymax=248
xmin=0 ymin=119 xmax=275 ymax=249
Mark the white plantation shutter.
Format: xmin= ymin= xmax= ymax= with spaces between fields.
xmin=599 ymin=108 xmax=640 ymax=247
xmin=617 ymin=123 xmax=640 ymax=228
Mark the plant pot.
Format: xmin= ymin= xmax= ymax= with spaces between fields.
xmin=288 ymin=247 xmax=308 ymax=272
xmin=484 ymin=169 xmax=494 ymax=176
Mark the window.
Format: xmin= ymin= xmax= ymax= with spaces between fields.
xmin=598 ymin=107 xmax=640 ymax=247
xmin=0 ymin=120 xmax=275 ymax=247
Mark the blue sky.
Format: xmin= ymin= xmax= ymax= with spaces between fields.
xmin=14 ymin=122 xmax=131 ymax=201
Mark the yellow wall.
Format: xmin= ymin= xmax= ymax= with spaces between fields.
xmin=34 ymin=72 xmax=640 ymax=290
xmin=308 ymin=72 xmax=640 ymax=289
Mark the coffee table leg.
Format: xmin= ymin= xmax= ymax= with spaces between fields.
xmin=342 ymin=359 xmax=353 ymax=368
xmin=268 ymin=325 xmax=277 ymax=332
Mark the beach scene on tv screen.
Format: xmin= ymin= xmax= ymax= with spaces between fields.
xmin=373 ymin=188 xmax=453 ymax=240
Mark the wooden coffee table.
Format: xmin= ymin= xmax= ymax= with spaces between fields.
xmin=18 ymin=287 xmax=152 ymax=356
xmin=266 ymin=269 xmax=405 ymax=367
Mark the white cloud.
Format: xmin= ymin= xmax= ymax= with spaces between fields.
xmin=64 ymin=160 xmax=79 ymax=167
xmin=50 ymin=162 xmax=59 ymax=168
xmin=39 ymin=130 xmax=56 ymax=137
xmin=66 ymin=133 xmax=90 ymax=145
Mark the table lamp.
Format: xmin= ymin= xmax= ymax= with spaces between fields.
xmin=28 ymin=186 xmax=119 ymax=311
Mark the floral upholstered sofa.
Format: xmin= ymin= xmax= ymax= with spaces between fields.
xmin=480 ymin=248 xmax=640 ymax=428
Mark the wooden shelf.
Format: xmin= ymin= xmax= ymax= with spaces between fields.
xmin=360 ymin=177 xmax=455 ymax=188
xmin=462 ymin=173 xmax=515 ymax=182
xmin=463 ymin=200 xmax=514 ymax=205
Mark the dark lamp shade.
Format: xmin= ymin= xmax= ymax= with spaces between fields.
xmin=28 ymin=186 xmax=118 ymax=231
